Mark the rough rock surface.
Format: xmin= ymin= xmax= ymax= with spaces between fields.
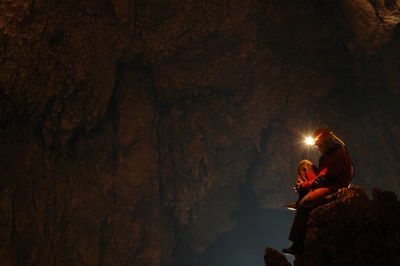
xmin=341 ymin=0 xmax=400 ymax=52
xmin=0 ymin=0 xmax=400 ymax=265
xmin=264 ymin=247 xmax=291 ymax=266
xmin=265 ymin=186 xmax=400 ymax=266
xmin=301 ymin=186 xmax=400 ymax=266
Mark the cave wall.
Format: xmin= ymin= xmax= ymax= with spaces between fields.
xmin=1 ymin=0 xmax=399 ymax=265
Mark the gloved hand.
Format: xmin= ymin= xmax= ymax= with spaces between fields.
xmin=294 ymin=181 xmax=312 ymax=192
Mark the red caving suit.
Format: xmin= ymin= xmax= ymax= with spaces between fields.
xmin=289 ymin=144 xmax=354 ymax=246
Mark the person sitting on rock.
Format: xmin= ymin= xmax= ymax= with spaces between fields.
xmin=282 ymin=128 xmax=354 ymax=255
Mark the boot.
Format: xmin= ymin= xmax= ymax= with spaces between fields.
xmin=286 ymin=202 xmax=297 ymax=210
xmin=286 ymin=189 xmax=308 ymax=211
xmin=282 ymin=244 xmax=304 ymax=255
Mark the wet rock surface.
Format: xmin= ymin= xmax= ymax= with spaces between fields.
xmin=1 ymin=0 xmax=400 ymax=265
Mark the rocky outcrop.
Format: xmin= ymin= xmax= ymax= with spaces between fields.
xmin=1 ymin=0 xmax=400 ymax=265
xmin=341 ymin=0 xmax=400 ymax=53
xmin=302 ymin=186 xmax=400 ymax=266
xmin=264 ymin=186 xmax=400 ymax=266
xmin=264 ymin=247 xmax=292 ymax=266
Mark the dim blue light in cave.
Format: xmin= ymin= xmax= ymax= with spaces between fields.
xmin=197 ymin=208 xmax=295 ymax=266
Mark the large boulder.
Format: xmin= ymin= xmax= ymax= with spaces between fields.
xmin=302 ymin=185 xmax=400 ymax=266
xmin=265 ymin=186 xmax=400 ymax=266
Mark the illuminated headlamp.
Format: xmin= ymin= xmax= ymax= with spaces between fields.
xmin=304 ymin=132 xmax=346 ymax=147
xmin=305 ymin=137 xmax=315 ymax=145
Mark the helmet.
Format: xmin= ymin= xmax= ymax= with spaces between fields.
xmin=313 ymin=128 xmax=334 ymax=145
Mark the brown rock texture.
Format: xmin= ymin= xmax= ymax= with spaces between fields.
xmin=295 ymin=186 xmax=400 ymax=266
xmin=341 ymin=0 xmax=400 ymax=53
xmin=264 ymin=247 xmax=291 ymax=266
xmin=265 ymin=186 xmax=400 ymax=266
xmin=0 ymin=0 xmax=400 ymax=265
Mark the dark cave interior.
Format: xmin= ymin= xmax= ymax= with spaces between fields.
xmin=1 ymin=0 xmax=400 ymax=265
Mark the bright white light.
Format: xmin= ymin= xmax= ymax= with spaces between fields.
xmin=305 ymin=137 xmax=314 ymax=145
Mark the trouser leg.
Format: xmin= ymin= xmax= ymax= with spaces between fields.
xmin=289 ymin=187 xmax=334 ymax=246
xmin=289 ymin=206 xmax=311 ymax=246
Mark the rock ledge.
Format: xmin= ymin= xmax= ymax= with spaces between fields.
xmin=265 ymin=186 xmax=400 ymax=266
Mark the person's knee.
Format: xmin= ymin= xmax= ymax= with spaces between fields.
xmin=298 ymin=195 xmax=314 ymax=209
xmin=298 ymin=160 xmax=313 ymax=169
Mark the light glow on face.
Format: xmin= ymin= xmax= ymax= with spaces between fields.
xmin=305 ymin=137 xmax=315 ymax=145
